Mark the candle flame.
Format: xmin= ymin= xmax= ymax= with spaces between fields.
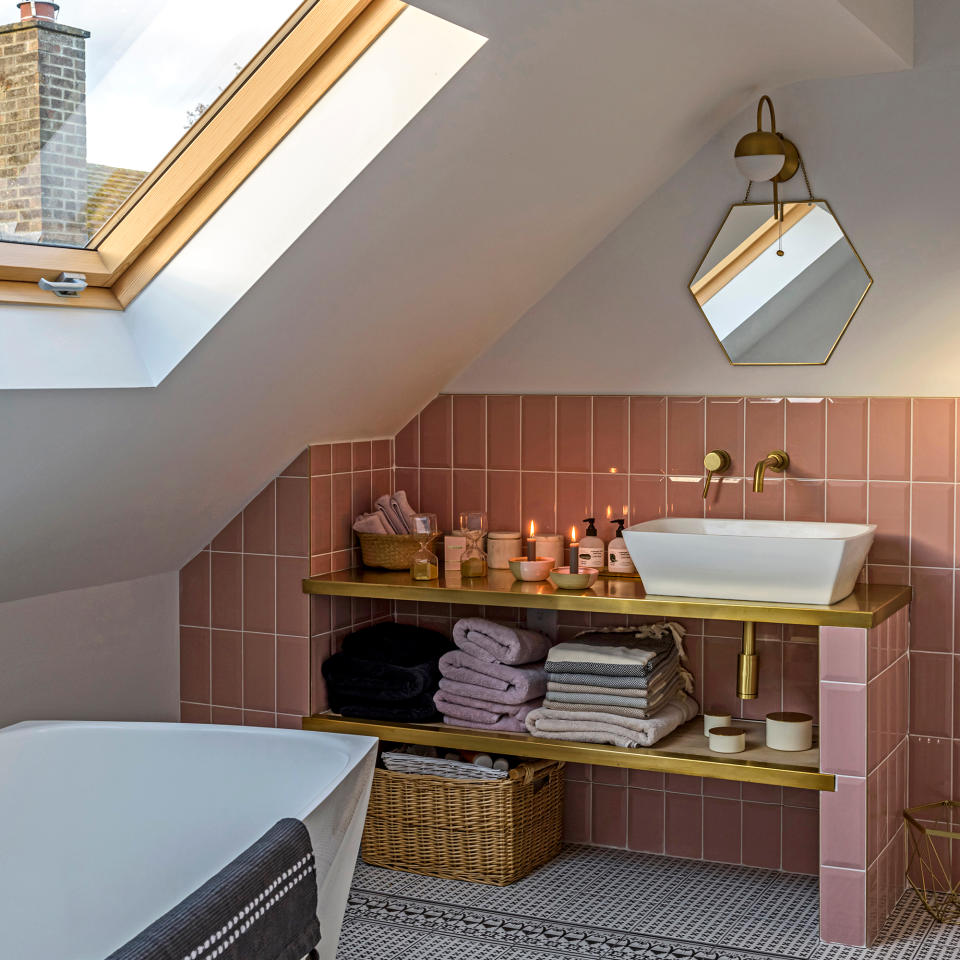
xmin=605 ymin=505 xmax=612 ymax=520
xmin=609 ymin=467 xmax=617 ymax=474
xmin=529 ymin=519 xmax=536 ymax=538
xmin=570 ymin=525 xmax=577 ymax=542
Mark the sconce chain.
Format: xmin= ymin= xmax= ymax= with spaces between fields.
xmin=742 ymin=145 xmax=815 ymax=205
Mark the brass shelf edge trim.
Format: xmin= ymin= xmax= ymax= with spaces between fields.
xmin=302 ymin=572 xmax=911 ymax=629
xmin=302 ymin=714 xmax=835 ymax=791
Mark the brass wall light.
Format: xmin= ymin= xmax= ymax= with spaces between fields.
xmin=733 ymin=94 xmax=799 ymax=222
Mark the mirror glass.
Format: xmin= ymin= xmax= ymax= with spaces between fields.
xmin=690 ymin=201 xmax=871 ymax=365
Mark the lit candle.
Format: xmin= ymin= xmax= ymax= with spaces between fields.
xmin=527 ymin=519 xmax=537 ymax=561
xmin=569 ymin=525 xmax=579 ymax=574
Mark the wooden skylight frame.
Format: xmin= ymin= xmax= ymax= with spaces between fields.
xmin=0 ymin=0 xmax=406 ymax=310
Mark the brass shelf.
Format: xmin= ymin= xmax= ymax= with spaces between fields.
xmin=302 ymin=713 xmax=834 ymax=791
xmin=303 ymin=569 xmax=910 ymax=628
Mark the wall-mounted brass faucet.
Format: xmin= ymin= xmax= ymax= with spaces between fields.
xmin=752 ymin=450 xmax=789 ymax=492
xmin=702 ymin=449 xmax=731 ymax=498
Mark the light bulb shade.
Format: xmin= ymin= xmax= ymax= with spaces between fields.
xmin=734 ymin=130 xmax=785 ymax=181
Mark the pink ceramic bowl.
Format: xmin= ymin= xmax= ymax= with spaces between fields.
xmin=549 ymin=566 xmax=599 ymax=589
xmin=508 ymin=557 xmax=555 ymax=582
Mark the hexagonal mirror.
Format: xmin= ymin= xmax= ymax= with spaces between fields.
xmin=690 ymin=200 xmax=871 ymax=365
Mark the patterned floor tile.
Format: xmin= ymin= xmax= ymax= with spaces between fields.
xmin=339 ymin=846 xmax=941 ymax=960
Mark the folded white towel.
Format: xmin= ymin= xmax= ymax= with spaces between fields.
xmin=524 ymin=692 xmax=698 ymax=748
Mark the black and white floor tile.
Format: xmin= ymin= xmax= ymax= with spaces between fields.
xmin=337 ymin=845 xmax=948 ymax=960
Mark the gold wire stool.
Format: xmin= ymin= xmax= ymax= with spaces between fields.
xmin=904 ymin=801 xmax=960 ymax=923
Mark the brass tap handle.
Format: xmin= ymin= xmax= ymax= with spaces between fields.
xmin=702 ymin=449 xmax=731 ymax=499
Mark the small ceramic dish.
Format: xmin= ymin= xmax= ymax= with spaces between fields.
xmin=508 ymin=557 xmax=555 ymax=582
xmin=549 ymin=566 xmax=599 ymax=589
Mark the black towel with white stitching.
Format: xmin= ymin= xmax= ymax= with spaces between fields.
xmin=106 ymin=818 xmax=319 ymax=960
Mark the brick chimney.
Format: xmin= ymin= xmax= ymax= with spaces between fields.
xmin=0 ymin=2 xmax=90 ymax=245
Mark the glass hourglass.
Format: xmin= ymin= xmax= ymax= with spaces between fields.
xmin=409 ymin=513 xmax=439 ymax=580
xmin=459 ymin=511 xmax=488 ymax=578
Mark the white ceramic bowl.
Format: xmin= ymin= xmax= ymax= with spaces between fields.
xmin=549 ymin=566 xmax=599 ymax=589
xmin=508 ymin=557 xmax=555 ymax=582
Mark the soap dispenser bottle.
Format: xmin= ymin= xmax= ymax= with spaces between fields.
xmin=607 ymin=518 xmax=636 ymax=575
xmin=578 ymin=518 xmax=606 ymax=570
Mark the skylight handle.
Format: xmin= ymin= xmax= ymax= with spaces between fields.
xmin=38 ymin=272 xmax=88 ymax=298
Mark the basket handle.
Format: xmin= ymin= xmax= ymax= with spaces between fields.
xmin=509 ymin=759 xmax=556 ymax=785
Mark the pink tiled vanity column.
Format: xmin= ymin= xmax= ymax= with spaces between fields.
xmin=819 ymin=607 xmax=909 ymax=946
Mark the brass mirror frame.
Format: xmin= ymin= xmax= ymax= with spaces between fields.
xmin=689 ymin=198 xmax=873 ymax=366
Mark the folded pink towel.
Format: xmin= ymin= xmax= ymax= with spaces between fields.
xmin=452 ymin=617 xmax=551 ymax=665
xmin=439 ymin=650 xmax=546 ymax=704
xmin=434 ymin=690 xmax=539 ymax=731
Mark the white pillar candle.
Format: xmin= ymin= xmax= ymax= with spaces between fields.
xmin=708 ymin=726 xmax=746 ymax=754
xmin=703 ymin=713 xmax=732 ymax=736
xmin=765 ymin=712 xmax=813 ymax=751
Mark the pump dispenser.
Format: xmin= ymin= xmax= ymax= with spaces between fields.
xmin=607 ymin=518 xmax=636 ymax=574
xmin=578 ymin=517 xmax=605 ymax=570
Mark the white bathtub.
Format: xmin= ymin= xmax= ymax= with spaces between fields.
xmin=0 ymin=721 xmax=377 ymax=960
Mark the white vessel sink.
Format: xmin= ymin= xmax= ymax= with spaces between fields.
xmin=623 ymin=518 xmax=877 ymax=605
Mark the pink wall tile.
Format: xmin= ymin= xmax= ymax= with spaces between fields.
xmin=309 ymin=444 xmax=331 ymax=476
xmin=243 ymin=554 xmax=275 ymax=634
xmin=911 ymin=567 xmax=953 ymax=652
xmin=704 ymin=475 xmax=743 ymax=519
xmin=453 ymin=470 xmax=486 ymax=519
xmin=372 ymin=439 xmax=392 ymax=470
xmin=591 ymin=783 xmax=628 ymax=846
xmin=627 ymin=788 xmax=665 ymax=853
xmin=180 ymin=552 xmax=210 ymax=627
xmin=243 ymin=483 xmax=276 ymax=555
xmin=869 ymin=398 xmax=910 ymax=481
xmin=243 ymin=632 xmax=275 ymax=713
xmin=276 ymin=635 xmax=309 ymax=716
xmin=910 ymin=653 xmax=953 ymax=738
xmin=452 ymin=395 xmax=486 ymax=469
xmin=180 ymin=702 xmax=211 ymax=723
xmin=827 ymin=398 xmax=868 ymax=480
xmin=630 ymin=396 xmax=666 ymax=475
xmin=276 ymin=477 xmax=308 ymax=557
xmin=395 ymin=417 xmax=419 ymax=468
xmin=180 ymin=626 xmax=210 ymax=704
xmin=820 ymin=866 xmax=866 ymax=946
xmin=667 ymin=396 xmax=705 ymax=476
xmin=593 ymin=396 xmax=629 ymax=474
xmin=745 ymin=398 xmax=785 ymax=473
xmin=487 ymin=396 xmax=521 ymax=470
xmin=826 ymin=480 xmax=868 ymax=524
xmin=211 ymin=514 xmax=242 ymax=552
xmin=703 ymin=796 xmax=741 ymax=863
xmin=310 ymin=476 xmax=331 ymax=556
xmin=782 ymin=641 xmax=819 ymax=719
xmin=352 ymin=441 xmax=371 ymax=472
xmin=419 ymin=396 xmax=452 ymax=469
xmin=276 ymin=556 xmax=309 ymax=638
xmin=911 ymin=483 xmax=954 ymax=567
xmin=372 ymin=468 xmax=392 ymax=503
xmin=211 ymin=629 xmax=242 ymax=707
xmin=211 ymin=552 xmax=242 ymax=631
xmin=665 ymin=792 xmax=702 ymax=859
xmin=563 ymin=780 xmax=591 ymax=843
xmin=744 ymin=475 xmax=783 ymax=520
xmin=741 ymin=801 xmax=781 ymax=868
xmin=785 ymin=398 xmax=826 ymax=478
xmin=629 ymin=476 xmax=666 ymax=525
xmin=557 ymin=473 xmax=592 ymax=543
xmin=487 ymin=471 xmax=521 ymax=531
xmin=821 ymin=776 xmax=867 ymax=869
xmin=243 ymin=710 xmax=276 ymax=727
xmin=522 ymin=472 xmax=557 ymax=535
xmin=781 ymin=806 xmax=819 ymax=875
xmin=593 ymin=472 xmax=629 ymax=532
xmin=785 ymin=479 xmax=825 ymax=522
xmin=351 ymin=470 xmax=372 ymax=519
xmin=522 ymin=395 xmax=556 ymax=472
xmin=281 ymin=449 xmax=309 ymax=477
xmin=666 ymin=476 xmax=704 ymax=518
xmin=557 ymin=396 xmax=592 ymax=473
xmin=868 ymin=482 xmax=910 ymax=565
xmin=821 ymin=681 xmax=867 ymax=777
xmin=913 ymin=398 xmax=955 ymax=482
xmin=908 ymin=735 xmax=952 ymax=805
xmin=705 ymin=397 xmax=744 ymax=476
xmin=212 ymin=706 xmax=242 ymax=725
xmin=332 ymin=443 xmax=352 ymax=473
xmin=331 ymin=475 xmax=353 ymax=551
xmin=821 ymin=626 xmax=867 ymax=683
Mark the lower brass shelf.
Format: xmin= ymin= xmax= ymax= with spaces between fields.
xmin=301 ymin=713 xmax=834 ymax=792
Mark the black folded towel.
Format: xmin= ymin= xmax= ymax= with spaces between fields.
xmin=321 ymin=622 xmax=453 ymax=702
xmin=322 ymin=652 xmax=439 ymax=701
xmin=331 ymin=689 xmax=442 ymax=723
xmin=107 ymin=818 xmax=319 ymax=960
xmin=341 ymin=621 xmax=453 ymax=664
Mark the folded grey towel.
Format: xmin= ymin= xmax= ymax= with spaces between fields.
xmin=373 ymin=494 xmax=406 ymax=534
xmin=106 ymin=818 xmax=319 ymax=960
xmin=453 ymin=617 xmax=551 ymax=665
xmin=525 ymin=692 xmax=699 ymax=748
xmin=547 ymin=666 xmax=678 ymax=698
xmin=544 ymin=677 xmax=683 ymax=710
xmin=353 ymin=511 xmax=393 ymax=534
xmin=546 ymin=626 xmax=685 ymax=677
xmin=547 ymin=651 xmax=679 ymax=687
xmin=542 ymin=699 xmax=670 ymax=719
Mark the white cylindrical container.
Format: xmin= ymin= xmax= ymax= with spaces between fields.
xmin=703 ymin=713 xmax=732 ymax=736
xmin=765 ymin=712 xmax=813 ymax=751
xmin=533 ymin=533 xmax=564 ymax=568
xmin=708 ymin=726 xmax=746 ymax=754
xmin=487 ymin=531 xmax=521 ymax=569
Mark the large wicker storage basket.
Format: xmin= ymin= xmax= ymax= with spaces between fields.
xmin=361 ymin=759 xmax=564 ymax=884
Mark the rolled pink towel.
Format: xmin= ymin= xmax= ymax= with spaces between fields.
xmin=452 ymin=617 xmax=551 ymax=665
xmin=439 ymin=649 xmax=546 ymax=704
xmin=434 ymin=689 xmax=538 ymax=732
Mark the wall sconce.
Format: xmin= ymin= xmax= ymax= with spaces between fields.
xmin=734 ymin=95 xmax=799 ymax=220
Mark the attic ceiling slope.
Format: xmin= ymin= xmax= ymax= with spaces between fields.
xmin=0 ymin=0 xmax=911 ymax=602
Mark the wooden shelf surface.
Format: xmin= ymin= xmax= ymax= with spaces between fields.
xmin=303 ymin=568 xmax=910 ymax=628
xmin=302 ymin=713 xmax=834 ymax=791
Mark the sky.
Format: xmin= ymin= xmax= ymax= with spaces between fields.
xmin=56 ymin=1 xmax=288 ymax=170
